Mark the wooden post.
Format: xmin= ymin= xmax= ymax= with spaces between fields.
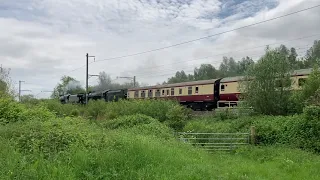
xmin=250 ymin=126 xmax=256 ymax=145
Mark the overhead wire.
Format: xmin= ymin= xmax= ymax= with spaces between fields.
xmin=136 ymin=47 xmax=310 ymax=80
xmin=100 ymin=33 xmax=320 ymax=76
xmin=89 ymin=46 xmax=309 ymax=83
xmin=93 ymin=4 xmax=320 ymax=63
xmin=51 ymin=5 xmax=320 ymax=79
xmin=121 ymin=45 xmax=312 ymax=77
xmin=23 ymin=4 xmax=320 ymax=92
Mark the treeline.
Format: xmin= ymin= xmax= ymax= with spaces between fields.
xmin=165 ymin=40 xmax=320 ymax=83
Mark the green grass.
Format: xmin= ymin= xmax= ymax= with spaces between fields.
xmin=1 ymin=97 xmax=320 ymax=179
xmin=1 ymin=115 xmax=320 ymax=180
xmin=1 ymin=131 xmax=320 ymax=180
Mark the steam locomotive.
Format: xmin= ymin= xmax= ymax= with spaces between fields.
xmin=59 ymin=89 xmax=128 ymax=104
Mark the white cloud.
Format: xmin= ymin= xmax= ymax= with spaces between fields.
xmin=1 ymin=0 xmax=320 ymax=98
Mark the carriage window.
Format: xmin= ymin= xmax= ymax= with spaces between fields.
xmin=162 ymin=90 xmax=165 ymax=95
xmin=134 ymin=91 xmax=139 ymax=98
xmin=179 ymin=88 xmax=182 ymax=95
xmin=141 ymin=91 xmax=146 ymax=98
xmin=166 ymin=89 xmax=169 ymax=96
xmin=188 ymin=87 xmax=192 ymax=95
xmin=221 ymin=85 xmax=225 ymax=91
xmin=171 ymin=88 xmax=174 ymax=96
xmin=155 ymin=89 xmax=160 ymax=97
xmin=148 ymin=90 xmax=153 ymax=97
xmin=195 ymin=87 xmax=199 ymax=93
xmin=299 ymin=78 xmax=307 ymax=86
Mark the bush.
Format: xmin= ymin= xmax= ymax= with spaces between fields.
xmin=70 ymin=109 xmax=80 ymax=117
xmin=288 ymin=106 xmax=320 ymax=152
xmin=0 ymin=117 xmax=107 ymax=158
xmin=0 ymin=97 xmax=27 ymax=124
xmin=102 ymin=114 xmax=157 ymax=129
xmin=165 ymin=104 xmax=190 ymax=130
xmin=185 ymin=111 xmax=320 ymax=152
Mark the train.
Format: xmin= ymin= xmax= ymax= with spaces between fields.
xmin=60 ymin=68 xmax=312 ymax=110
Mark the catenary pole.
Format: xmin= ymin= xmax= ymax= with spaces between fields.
xmin=86 ymin=53 xmax=89 ymax=105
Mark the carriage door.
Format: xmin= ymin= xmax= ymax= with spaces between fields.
xmin=214 ymin=79 xmax=222 ymax=106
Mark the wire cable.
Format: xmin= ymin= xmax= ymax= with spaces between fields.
xmin=101 ymin=33 xmax=320 ymax=74
xmin=94 ymin=4 xmax=320 ymax=62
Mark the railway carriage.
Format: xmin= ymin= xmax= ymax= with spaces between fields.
xmin=127 ymin=79 xmax=219 ymax=110
xmin=217 ymin=68 xmax=313 ymax=107
xmin=218 ymin=76 xmax=243 ymax=107
xmin=60 ymin=68 xmax=314 ymax=110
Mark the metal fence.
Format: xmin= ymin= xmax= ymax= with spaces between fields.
xmin=176 ymin=132 xmax=251 ymax=151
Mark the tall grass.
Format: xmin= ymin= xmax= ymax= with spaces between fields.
xmin=184 ymin=109 xmax=320 ymax=153
xmin=1 ymin=97 xmax=320 ymax=179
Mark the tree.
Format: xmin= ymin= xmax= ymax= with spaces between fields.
xmin=237 ymin=56 xmax=254 ymax=75
xmin=219 ymin=57 xmax=238 ymax=77
xmin=167 ymin=70 xmax=193 ymax=83
xmin=240 ymin=46 xmax=293 ymax=115
xmin=304 ymin=40 xmax=320 ymax=68
xmin=194 ymin=64 xmax=219 ymax=81
xmin=0 ymin=67 xmax=15 ymax=96
xmin=300 ymin=65 xmax=320 ymax=101
xmin=51 ymin=76 xmax=85 ymax=98
xmin=288 ymin=47 xmax=298 ymax=69
xmin=20 ymin=94 xmax=39 ymax=104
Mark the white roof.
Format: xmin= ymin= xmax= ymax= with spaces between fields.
xmin=128 ymin=79 xmax=218 ymax=90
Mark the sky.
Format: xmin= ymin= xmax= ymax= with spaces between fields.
xmin=1 ymin=0 xmax=320 ymax=98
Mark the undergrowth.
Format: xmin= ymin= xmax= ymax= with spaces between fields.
xmin=1 ymin=96 xmax=320 ymax=179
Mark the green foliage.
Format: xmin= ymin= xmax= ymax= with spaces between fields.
xmin=301 ymin=65 xmax=320 ymax=100
xmin=165 ymin=104 xmax=191 ymax=130
xmin=194 ymin=64 xmax=219 ymax=80
xmin=240 ymin=47 xmax=293 ymax=115
xmin=1 ymin=96 xmax=320 ymax=179
xmin=70 ymin=109 xmax=80 ymax=117
xmin=102 ymin=114 xmax=157 ymax=129
xmin=101 ymin=114 xmax=174 ymax=140
xmin=0 ymin=97 xmax=26 ymax=124
xmin=0 ymin=117 xmax=106 ymax=158
xmin=288 ymin=65 xmax=320 ymax=113
xmin=215 ymin=108 xmax=239 ymax=121
xmin=185 ymin=110 xmax=320 ymax=153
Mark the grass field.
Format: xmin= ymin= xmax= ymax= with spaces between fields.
xmin=1 ymin=97 xmax=320 ymax=179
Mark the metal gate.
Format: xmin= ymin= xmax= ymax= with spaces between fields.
xmin=176 ymin=132 xmax=250 ymax=151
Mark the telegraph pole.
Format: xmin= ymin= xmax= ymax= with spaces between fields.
xmin=86 ymin=53 xmax=88 ymax=105
xmin=19 ymin=80 xmax=24 ymax=102
xmin=133 ymin=76 xmax=136 ymax=87
xmin=86 ymin=53 xmax=95 ymax=105
xmin=18 ymin=80 xmax=31 ymax=102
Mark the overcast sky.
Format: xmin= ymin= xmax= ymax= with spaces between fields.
xmin=1 ymin=0 xmax=320 ymax=98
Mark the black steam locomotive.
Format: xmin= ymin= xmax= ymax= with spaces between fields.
xmin=59 ymin=89 xmax=127 ymax=104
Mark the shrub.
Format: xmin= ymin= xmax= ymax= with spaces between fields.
xmin=22 ymin=105 xmax=55 ymax=121
xmin=165 ymin=104 xmax=190 ymax=130
xmin=0 ymin=117 xmax=106 ymax=158
xmin=215 ymin=108 xmax=239 ymax=121
xmin=102 ymin=114 xmax=157 ymax=129
xmin=70 ymin=109 xmax=80 ymax=117
xmin=0 ymin=97 xmax=26 ymax=124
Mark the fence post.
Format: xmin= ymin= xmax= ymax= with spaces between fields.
xmin=250 ymin=126 xmax=256 ymax=145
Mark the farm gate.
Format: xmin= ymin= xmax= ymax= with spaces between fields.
xmin=176 ymin=127 xmax=255 ymax=152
